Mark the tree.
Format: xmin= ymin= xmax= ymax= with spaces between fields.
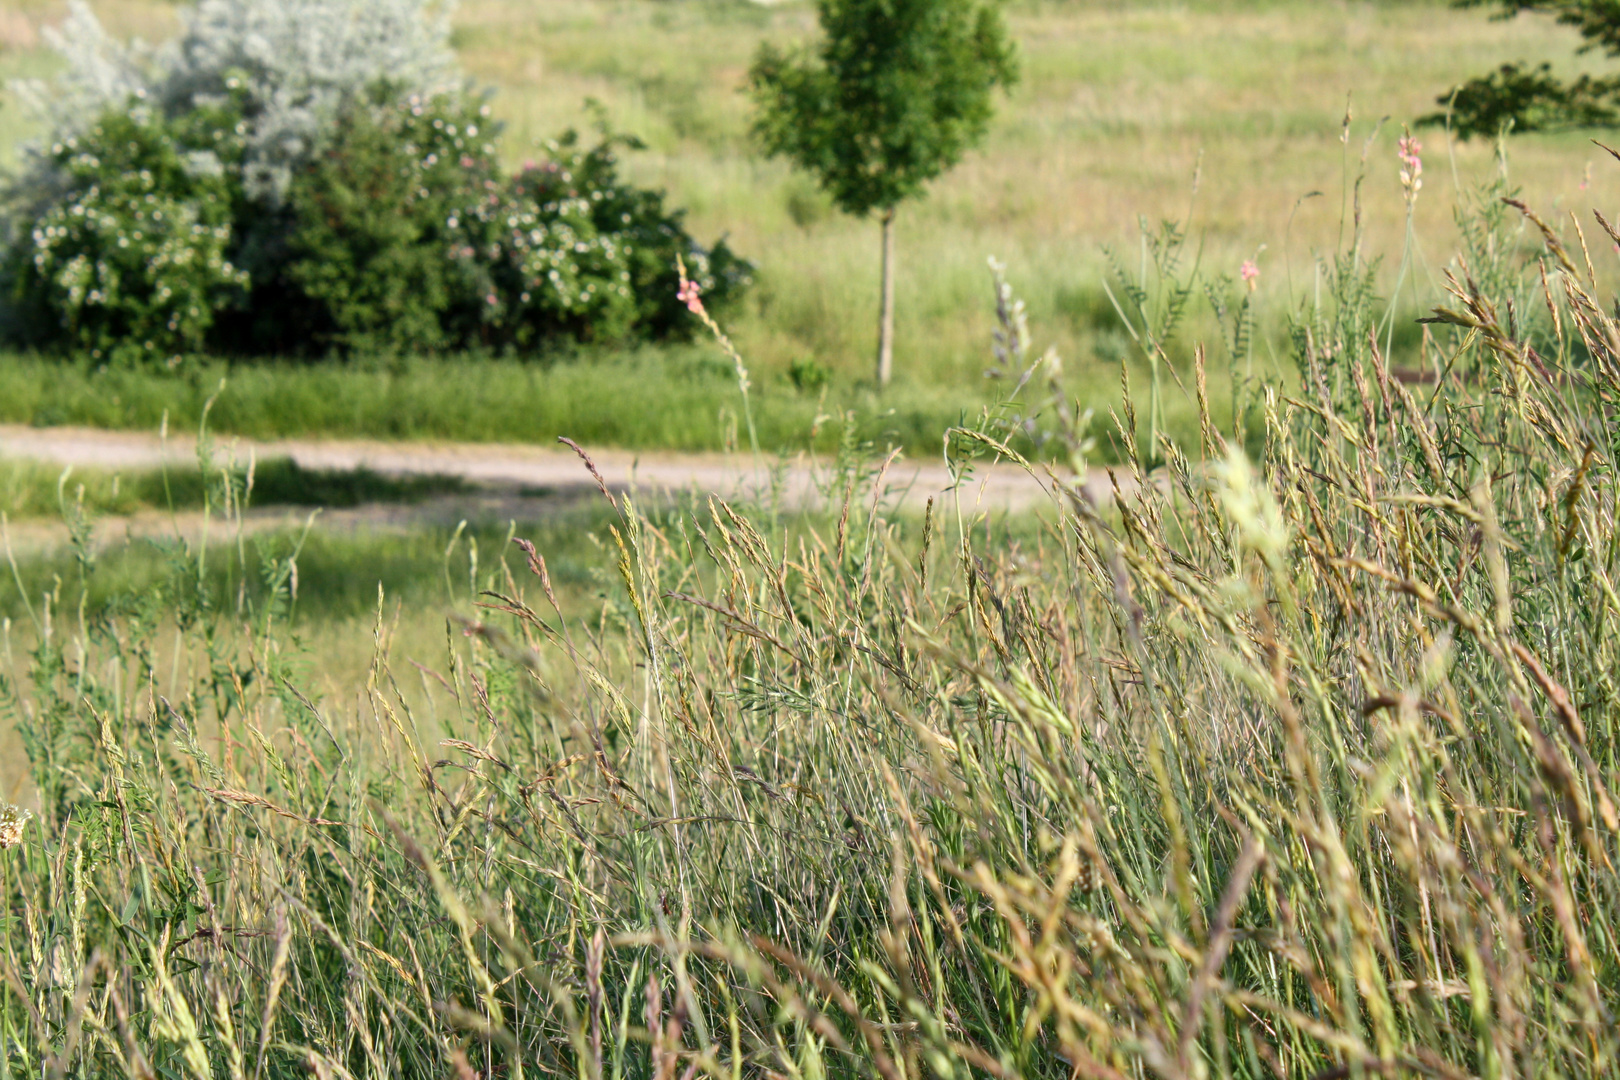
xmin=749 ymin=0 xmax=1016 ymax=387
xmin=1429 ymin=1 xmax=1620 ymax=138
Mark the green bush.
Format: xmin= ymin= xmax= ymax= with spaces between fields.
xmin=270 ymin=91 xmax=755 ymax=354
xmin=2 ymin=88 xmax=753 ymax=362
xmin=271 ymin=89 xmax=503 ymax=355
xmin=788 ymin=352 xmax=831 ymax=391
xmin=2 ymin=100 xmax=251 ymax=365
xmin=488 ymin=129 xmax=755 ymax=344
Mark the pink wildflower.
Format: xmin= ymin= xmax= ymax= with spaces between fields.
xmin=1398 ymin=133 xmax=1422 ymax=198
xmin=678 ymin=278 xmax=704 ymax=316
xmin=1240 ymin=260 xmax=1259 ymax=291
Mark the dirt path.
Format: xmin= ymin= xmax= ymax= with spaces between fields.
xmin=1 ymin=424 xmax=1112 ymax=552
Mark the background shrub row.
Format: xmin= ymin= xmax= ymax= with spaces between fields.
xmin=1 ymin=83 xmax=753 ymax=364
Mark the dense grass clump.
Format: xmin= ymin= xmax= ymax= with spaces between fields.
xmin=3 ymin=198 xmax=1620 ymax=1077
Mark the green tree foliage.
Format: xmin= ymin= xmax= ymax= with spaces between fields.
xmin=1430 ymin=1 xmax=1620 ymax=137
xmin=1476 ymin=0 xmax=1620 ymax=52
xmin=749 ymin=0 xmax=1016 ymax=385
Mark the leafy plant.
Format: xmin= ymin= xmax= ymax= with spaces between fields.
xmin=1101 ymin=214 xmax=1201 ymax=463
xmin=2 ymin=99 xmax=250 ymax=364
xmin=1429 ymin=1 xmax=1620 ymax=136
xmin=750 ymin=0 xmax=1017 ymax=386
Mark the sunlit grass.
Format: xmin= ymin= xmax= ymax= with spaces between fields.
xmin=3 ymin=182 xmax=1618 ymax=1073
xmin=0 ymin=347 xmax=1244 ymax=459
xmin=3 ymin=0 xmax=1616 ymax=436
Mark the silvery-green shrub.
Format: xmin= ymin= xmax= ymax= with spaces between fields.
xmin=161 ymin=0 xmax=457 ymax=202
xmin=15 ymin=0 xmax=457 ymax=204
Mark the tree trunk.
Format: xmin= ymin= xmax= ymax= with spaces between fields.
xmin=876 ymin=206 xmax=897 ymax=388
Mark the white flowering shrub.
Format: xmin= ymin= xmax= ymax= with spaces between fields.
xmin=6 ymin=101 xmax=249 ymax=363
xmin=2 ymin=0 xmax=753 ymax=360
xmin=482 ymin=131 xmax=754 ymax=344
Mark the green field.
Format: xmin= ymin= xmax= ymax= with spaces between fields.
xmin=4 ymin=208 xmax=1620 ymax=1073
xmin=4 ymin=1 xmax=1620 ymax=1076
xmin=2 ymin=0 xmax=1614 ymax=452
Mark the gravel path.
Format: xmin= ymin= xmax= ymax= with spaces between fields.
xmin=1 ymin=424 xmax=1115 ymax=551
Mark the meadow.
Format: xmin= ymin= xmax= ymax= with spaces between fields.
xmin=1 ymin=0 xmax=1616 ymax=452
xmin=2 ymin=2 xmax=1619 ymax=1076
xmin=2 ymin=186 xmax=1619 ymax=1074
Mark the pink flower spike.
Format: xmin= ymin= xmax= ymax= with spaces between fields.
xmin=1397 ymin=131 xmax=1424 ymax=200
xmin=678 ymin=279 xmax=705 ymax=316
xmin=1240 ymin=260 xmax=1259 ymax=290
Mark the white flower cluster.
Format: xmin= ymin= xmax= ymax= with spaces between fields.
xmin=0 ymin=803 xmax=32 ymax=850
xmin=15 ymin=0 xmax=459 ymax=203
xmin=496 ymin=196 xmax=636 ymax=315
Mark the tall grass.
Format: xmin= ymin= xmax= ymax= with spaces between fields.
xmin=3 ymin=181 xmax=1618 ymax=1079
